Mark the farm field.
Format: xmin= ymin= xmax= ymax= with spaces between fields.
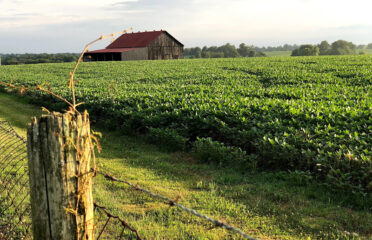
xmin=1 ymin=56 xmax=371 ymax=193
xmin=1 ymin=92 xmax=372 ymax=239
xmin=263 ymin=51 xmax=292 ymax=57
xmin=361 ymin=49 xmax=372 ymax=55
xmin=263 ymin=49 xmax=372 ymax=57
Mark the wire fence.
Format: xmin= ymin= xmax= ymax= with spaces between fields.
xmin=0 ymin=121 xmax=257 ymax=240
xmin=0 ymin=121 xmax=32 ymax=240
xmin=0 ymin=121 xmax=144 ymax=240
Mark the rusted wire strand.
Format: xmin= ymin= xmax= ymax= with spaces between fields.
xmin=96 ymin=216 xmax=111 ymax=240
xmin=94 ymin=202 xmax=143 ymax=240
xmin=98 ymin=171 xmax=258 ymax=240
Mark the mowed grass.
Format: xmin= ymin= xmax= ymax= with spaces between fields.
xmin=0 ymin=92 xmax=372 ymax=239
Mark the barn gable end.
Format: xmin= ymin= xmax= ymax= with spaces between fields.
xmin=147 ymin=32 xmax=184 ymax=60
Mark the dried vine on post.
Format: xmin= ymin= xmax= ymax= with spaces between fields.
xmin=27 ymin=111 xmax=97 ymax=239
xmin=68 ymin=27 xmax=133 ymax=111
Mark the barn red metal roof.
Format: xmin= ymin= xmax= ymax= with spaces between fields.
xmin=87 ymin=48 xmax=137 ymax=53
xmin=106 ymin=30 xmax=183 ymax=49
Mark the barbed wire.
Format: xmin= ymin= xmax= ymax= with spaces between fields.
xmin=98 ymin=171 xmax=258 ymax=240
xmin=94 ymin=202 xmax=143 ymax=240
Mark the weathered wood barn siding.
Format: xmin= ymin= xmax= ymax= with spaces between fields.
xmin=121 ymin=48 xmax=148 ymax=61
xmin=147 ymin=33 xmax=184 ymax=60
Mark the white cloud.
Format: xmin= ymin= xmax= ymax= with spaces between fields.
xmin=0 ymin=0 xmax=138 ymax=29
xmin=166 ymin=0 xmax=372 ymax=46
xmin=1 ymin=0 xmax=372 ymax=52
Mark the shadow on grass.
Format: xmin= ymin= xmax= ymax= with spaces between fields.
xmin=0 ymin=92 xmax=42 ymax=131
xmin=95 ymin=126 xmax=372 ymax=238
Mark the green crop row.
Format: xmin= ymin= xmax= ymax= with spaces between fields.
xmin=0 ymin=56 xmax=371 ymax=192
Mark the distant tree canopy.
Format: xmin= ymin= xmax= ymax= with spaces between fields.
xmin=238 ymin=43 xmax=256 ymax=57
xmin=0 ymin=53 xmax=79 ymax=65
xmin=318 ymin=40 xmax=330 ymax=55
xmin=292 ymin=40 xmax=357 ymax=56
xmin=367 ymin=43 xmax=372 ymax=49
xmin=185 ymin=43 xmax=320 ymax=59
xmin=254 ymin=44 xmax=299 ymax=52
xmin=291 ymin=45 xmax=319 ymax=56
xmin=218 ymin=43 xmax=239 ymax=58
xmin=185 ymin=43 xmax=266 ymax=59
xmin=328 ymin=40 xmax=356 ymax=55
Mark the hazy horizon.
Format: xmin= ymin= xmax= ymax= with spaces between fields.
xmin=1 ymin=0 xmax=372 ymax=53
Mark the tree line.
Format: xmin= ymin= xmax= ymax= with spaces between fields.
xmin=185 ymin=44 xmax=268 ymax=58
xmin=291 ymin=40 xmax=372 ymax=56
xmin=0 ymin=53 xmax=79 ymax=65
xmin=185 ymin=41 xmax=372 ymax=59
xmin=185 ymin=43 xmax=318 ymax=58
xmin=1 ymin=41 xmax=371 ymax=64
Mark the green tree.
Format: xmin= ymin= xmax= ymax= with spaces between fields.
xmin=291 ymin=45 xmax=319 ymax=56
xmin=238 ymin=43 xmax=250 ymax=57
xmin=329 ymin=40 xmax=356 ymax=55
xmin=291 ymin=49 xmax=299 ymax=56
xmin=318 ymin=40 xmax=330 ymax=55
xmin=255 ymin=51 xmax=267 ymax=57
xmin=210 ymin=52 xmax=224 ymax=58
xmin=218 ymin=43 xmax=239 ymax=58
xmin=247 ymin=50 xmax=256 ymax=57
xmin=191 ymin=47 xmax=202 ymax=58
xmin=201 ymin=46 xmax=208 ymax=58
xmin=195 ymin=51 xmax=201 ymax=58
xmin=238 ymin=43 xmax=262 ymax=57
xmin=367 ymin=43 xmax=372 ymax=49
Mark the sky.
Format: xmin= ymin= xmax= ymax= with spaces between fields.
xmin=1 ymin=0 xmax=372 ymax=53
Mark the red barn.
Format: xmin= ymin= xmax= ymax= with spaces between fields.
xmin=84 ymin=30 xmax=184 ymax=61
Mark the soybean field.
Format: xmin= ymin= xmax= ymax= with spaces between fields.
xmin=0 ymin=56 xmax=371 ymax=192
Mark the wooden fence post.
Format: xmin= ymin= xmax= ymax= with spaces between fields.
xmin=27 ymin=112 xmax=94 ymax=240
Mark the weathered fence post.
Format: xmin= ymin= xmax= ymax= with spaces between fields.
xmin=27 ymin=112 xmax=94 ymax=240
